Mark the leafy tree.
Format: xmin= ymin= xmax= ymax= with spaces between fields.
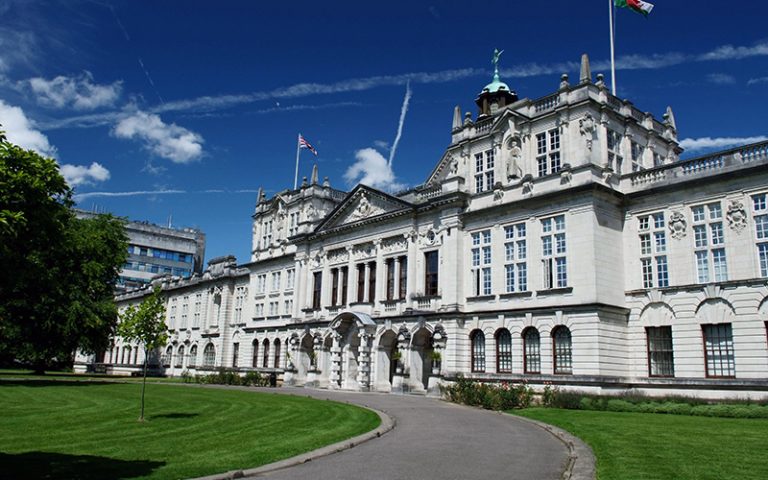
xmin=118 ymin=287 xmax=168 ymax=421
xmin=0 ymin=129 xmax=128 ymax=371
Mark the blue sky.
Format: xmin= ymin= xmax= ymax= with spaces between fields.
xmin=1 ymin=0 xmax=767 ymax=263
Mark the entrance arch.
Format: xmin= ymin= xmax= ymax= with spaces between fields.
xmin=410 ymin=327 xmax=434 ymax=392
xmin=375 ymin=330 xmax=398 ymax=392
xmin=328 ymin=311 xmax=376 ymax=391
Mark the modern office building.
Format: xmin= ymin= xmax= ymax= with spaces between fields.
xmin=77 ymin=54 xmax=768 ymax=400
xmin=75 ymin=210 xmax=206 ymax=293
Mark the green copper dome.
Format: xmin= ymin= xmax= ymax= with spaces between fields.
xmin=483 ymin=71 xmax=510 ymax=93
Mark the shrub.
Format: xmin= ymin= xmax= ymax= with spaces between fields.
xmin=441 ymin=376 xmax=533 ymax=410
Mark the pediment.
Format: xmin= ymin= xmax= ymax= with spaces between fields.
xmin=315 ymin=186 xmax=413 ymax=232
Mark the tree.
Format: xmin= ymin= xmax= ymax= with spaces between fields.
xmin=117 ymin=287 xmax=168 ymax=421
xmin=0 ymin=129 xmax=128 ymax=371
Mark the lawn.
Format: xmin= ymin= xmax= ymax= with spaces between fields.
xmin=515 ymin=408 xmax=768 ymax=480
xmin=0 ymin=379 xmax=380 ymax=480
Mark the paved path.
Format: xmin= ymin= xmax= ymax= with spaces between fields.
xmin=255 ymin=388 xmax=573 ymax=480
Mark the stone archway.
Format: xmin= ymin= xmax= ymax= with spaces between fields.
xmin=328 ymin=311 xmax=376 ymax=391
xmin=410 ymin=327 xmax=433 ymax=392
xmin=375 ymin=330 xmax=398 ymax=392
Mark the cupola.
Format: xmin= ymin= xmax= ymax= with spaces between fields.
xmin=475 ymin=48 xmax=517 ymax=117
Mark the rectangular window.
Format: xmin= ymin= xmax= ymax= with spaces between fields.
xmin=271 ymin=271 xmax=281 ymax=291
xmin=356 ymin=264 xmax=366 ymax=302
xmin=268 ymin=301 xmax=278 ymax=316
xmin=398 ymin=256 xmax=408 ymax=300
xmin=233 ymin=288 xmax=244 ymax=324
xmin=340 ymin=266 xmax=348 ymax=306
xmin=639 ymin=212 xmax=669 ymax=288
xmin=702 ymin=323 xmax=735 ymax=378
xmin=474 ymin=149 xmax=496 ymax=193
xmin=646 ymin=326 xmax=674 ymax=377
xmin=606 ymin=129 xmax=623 ymax=171
xmin=254 ymin=303 xmax=264 ymax=317
xmin=288 ymin=212 xmax=299 ymax=236
xmin=284 ymin=299 xmax=293 ymax=315
xmin=471 ymin=230 xmax=492 ymax=295
xmin=286 ymin=268 xmax=295 ymax=290
xmin=386 ymin=258 xmax=396 ymax=301
xmin=541 ymin=215 xmax=567 ymax=289
xmin=631 ymin=141 xmax=644 ymax=172
xmin=256 ymin=274 xmax=266 ymax=294
xmin=753 ymin=194 xmax=768 ymax=277
xmin=232 ymin=343 xmax=239 ymax=368
xmin=312 ymin=272 xmax=322 ymax=310
xmin=536 ymin=129 xmax=561 ymax=177
xmin=368 ymin=261 xmax=377 ymax=302
xmin=692 ymin=202 xmax=727 ymax=283
xmin=425 ymin=251 xmax=439 ymax=296
xmin=331 ymin=268 xmax=339 ymax=306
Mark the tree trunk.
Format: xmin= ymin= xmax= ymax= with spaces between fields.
xmin=140 ymin=346 xmax=148 ymax=422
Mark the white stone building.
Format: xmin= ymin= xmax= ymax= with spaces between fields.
xmin=76 ymin=54 xmax=768 ymax=399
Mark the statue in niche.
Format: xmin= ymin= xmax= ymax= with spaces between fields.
xmin=305 ymin=203 xmax=316 ymax=221
xmin=449 ymin=157 xmax=459 ymax=177
xmin=579 ymin=113 xmax=596 ymax=151
xmin=505 ymin=137 xmax=523 ymax=180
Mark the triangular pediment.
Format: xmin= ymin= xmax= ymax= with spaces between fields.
xmin=315 ymin=185 xmax=413 ymax=232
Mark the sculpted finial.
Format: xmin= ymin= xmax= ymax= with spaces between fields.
xmin=492 ymin=49 xmax=504 ymax=75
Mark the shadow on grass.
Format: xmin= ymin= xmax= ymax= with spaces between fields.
xmin=0 ymin=451 xmax=166 ymax=479
xmin=0 ymin=380 xmax=116 ymax=388
xmin=149 ymin=412 xmax=199 ymax=420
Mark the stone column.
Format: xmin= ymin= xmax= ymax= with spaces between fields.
xmin=406 ymin=231 xmax=417 ymax=306
xmin=329 ymin=332 xmax=342 ymax=389
xmin=294 ymin=257 xmax=304 ymax=317
xmin=346 ymin=246 xmax=355 ymax=306
xmin=356 ymin=331 xmax=372 ymax=391
xmin=373 ymin=239 xmax=383 ymax=310
xmin=363 ymin=263 xmax=371 ymax=303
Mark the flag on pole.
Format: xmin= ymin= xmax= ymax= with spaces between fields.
xmin=614 ymin=0 xmax=654 ymax=16
xmin=298 ymin=135 xmax=318 ymax=156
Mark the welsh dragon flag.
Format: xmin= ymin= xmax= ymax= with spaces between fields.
xmin=615 ymin=0 xmax=654 ymax=16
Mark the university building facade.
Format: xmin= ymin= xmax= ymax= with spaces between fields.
xmin=76 ymin=55 xmax=768 ymax=399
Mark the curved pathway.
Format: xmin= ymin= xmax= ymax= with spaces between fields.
xmin=253 ymin=388 xmax=579 ymax=480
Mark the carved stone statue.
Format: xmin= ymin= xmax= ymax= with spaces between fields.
xmin=505 ymin=137 xmax=523 ymax=180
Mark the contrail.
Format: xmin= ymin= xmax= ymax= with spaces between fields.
xmin=388 ymin=81 xmax=411 ymax=168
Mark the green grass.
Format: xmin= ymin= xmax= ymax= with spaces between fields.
xmin=515 ymin=408 xmax=768 ymax=480
xmin=0 ymin=379 xmax=380 ymax=480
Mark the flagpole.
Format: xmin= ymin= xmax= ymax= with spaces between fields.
xmin=293 ymin=133 xmax=301 ymax=190
xmin=609 ymin=0 xmax=617 ymax=96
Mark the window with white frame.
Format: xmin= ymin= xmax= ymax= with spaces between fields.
xmin=268 ymin=301 xmax=279 ymax=317
xmin=653 ymin=151 xmax=664 ymax=167
xmin=541 ymin=215 xmax=567 ymax=289
xmin=646 ymin=326 xmax=674 ymax=377
xmin=504 ymin=223 xmax=528 ymax=293
xmin=254 ymin=303 xmax=264 ymax=318
xmin=692 ymin=203 xmax=727 ymax=283
xmin=471 ymin=230 xmax=492 ymax=296
xmin=168 ymin=299 xmax=177 ymax=330
xmin=181 ymin=296 xmax=189 ymax=329
xmin=271 ymin=271 xmax=281 ymax=292
xmin=638 ymin=212 xmax=669 ymax=288
xmin=284 ymin=299 xmax=293 ymax=316
xmin=606 ymin=128 xmax=623 ymax=171
xmin=261 ymin=220 xmax=273 ymax=248
xmin=702 ymin=323 xmax=735 ymax=378
xmin=536 ymin=129 xmax=561 ymax=177
xmin=752 ymin=193 xmax=768 ymax=277
xmin=234 ymin=287 xmax=245 ymax=323
xmin=193 ymin=293 xmax=202 ymax=328
xmin=631 ymin=141 xmax=645 ymax=172
xmin=255 ymin=274 xmax=267 ymax=294
xmin=473 ymin=149 xmax=495 ymax=193
xmin=286 ymin=268 xmax=295 ymax=290
xmin=288 ymin=212 xmax=299 ymax=236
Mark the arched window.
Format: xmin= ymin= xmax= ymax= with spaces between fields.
xmin=115 ymin=347 xmax=120 ymax=364
xmin=124 ymin=346 xmax=132 ymax=365
xmin=273 ymin=339 xmax=282 ymax=369
xmin=470 ymin=330 xmax=485 ymax=373
xmin=262 ymin=339 xmax=270 ymax=368
xmin=164 ymin=346 xmax=172 ymax=367
xmin=496 ymin=329 xmax=512 ymax=373
xmin=203 ymin=343 xmax=215 ymax=367
xmin=176 ymin=345 xmax=185 ymax=368
xmin=552 ymin=326 xmax=572 ymax=374
xmin=133 ymin=347 xmax=139 ymax=365
xmin=252 ymin=339 xmax=260 ymax=368
xmin=523 ymin=327 xmax=541 ymax=374
xmin=189 ymin=345 xmax=198 ymax=367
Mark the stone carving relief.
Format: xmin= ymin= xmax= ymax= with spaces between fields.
xmin=448 ymin=154 xmax=459 ymax=177
xmin=669 ymin=211 xmax=687 ymax=240
xmin=304 ymin=203 xmax=317 ymax=221
xmin=327 ymin=248 xmax=348 ymax=264
xmin=726 ymin=200 xmax=748 ymax=233
xmin=419 ymin=224 xmax=446 ymax=247
xmin=382 ymin=236 xmax=407 ymax=253
xmin=579 ymin=113 xmax=596 ymax=151
xmin=352 ymin=243 xmax=374 ymax=260
xmin=349 ymin=192 xmax=385 ymax=222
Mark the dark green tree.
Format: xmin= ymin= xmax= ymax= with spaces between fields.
xmin=0 ymin=129 xmax=128 ymax=371
xmin=117 ymin=287 xmax=168 ymax=421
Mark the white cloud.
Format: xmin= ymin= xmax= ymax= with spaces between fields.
xmin=112 ymin=111 xmax=204 ymax=163
xmin=706 ymin=73 xmax=736 ymax=85
xmin=60 ymin=162 xmax=110 ymax=187
xmin=24 ymin=71 xmax=122 ymax=110
xmin=373 ymin=140 xmax=390 ymax=151
xmin=680 ymin=136 xmax=768 ymax=153
xmin=698 ymin=42 xmax=768 ymax=61
xmin=344 ymin=148 xmax=404 ymax=192
xmin=747 ymin=76 xmax=768 ymax=86
xmin=0 ymin=99 xmax=56 ymax=156
xmin=73 ymin=189 xmax=185 ymax=201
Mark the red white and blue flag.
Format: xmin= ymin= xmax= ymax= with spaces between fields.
xmin=299 ymin=135 xmax=318 ymax=156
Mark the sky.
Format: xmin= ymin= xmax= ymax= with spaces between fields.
xmin=1 ymin=0 xmax=767 ymax=264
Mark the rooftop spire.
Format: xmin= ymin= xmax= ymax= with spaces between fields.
xmin=664 ymin=106 xmax=677 ymax=131
xmin=452 ymin=105 xmax=462 ymax=131
xmin=580 ymin=53 xmax=591 ymax=84
xmin=311 ymin=164 xmax=319 ymax=185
